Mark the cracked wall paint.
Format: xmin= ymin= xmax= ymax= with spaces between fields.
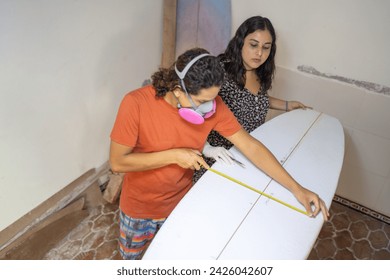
xmin=297 ymin=65 xmax=390 ymax=96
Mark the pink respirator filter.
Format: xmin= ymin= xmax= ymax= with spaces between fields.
xmin=178 ymin=99 xmax=216 ymax=125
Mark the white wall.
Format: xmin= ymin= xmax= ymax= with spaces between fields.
xmin=231 ymin=0 xmax=390 ymax=216
xmin=0 ymin=0 xmax=163 ymax=231
xmin=232 ymin=0 xmax=390 ymax=87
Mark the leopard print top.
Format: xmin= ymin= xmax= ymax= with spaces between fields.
xmin=193 ymin=67 xmax=270 ymax=183
xmin=207 ymin=77 xmax=270 ymax=150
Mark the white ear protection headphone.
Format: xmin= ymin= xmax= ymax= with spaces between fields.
xmin=174 ymin=53 xmax=216 ymax=125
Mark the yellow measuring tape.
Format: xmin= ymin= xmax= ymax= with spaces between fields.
xmin=207 ymin=167 xmax=309 ymax=216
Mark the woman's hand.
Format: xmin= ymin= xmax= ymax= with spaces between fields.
xmin=173 ymin=148 xmax=210 ymax=170
xmin=287 ymin=101 xmax=312 ymax=111
xmin=294 ymin=186 xmax=330 ymax=221
xmin=110 ymin=141 xmax=209 ymax=173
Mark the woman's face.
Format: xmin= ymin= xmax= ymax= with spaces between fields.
xmin=179 ymin=86 xmax=220 ymax=108
xmin=241 ymin=29 xmax=273 ymax=71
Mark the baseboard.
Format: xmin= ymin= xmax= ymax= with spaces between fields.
xmin=333 ymin=195 xmax=390 ymax=224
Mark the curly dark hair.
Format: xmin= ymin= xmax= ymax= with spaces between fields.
xmin=152 ymin=48 xmax=224 ymax=97
xmin=219 ymin=16 xmax=276 ymax=93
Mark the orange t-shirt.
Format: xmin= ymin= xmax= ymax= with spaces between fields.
xmin=110 ymin=85 xmax=241 ymax=219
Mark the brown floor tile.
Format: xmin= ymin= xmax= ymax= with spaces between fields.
xmin=345 ymin=206 xmax=366 ymax=222
xmin=81 ymin=230 xmax=106 ymax=252
xmin=317 ymin=222 xmax=335 ymax=239
xmin=332 ymin=212 xmax=350 ymax=230
xmin=384 ymin=224 xmax=390 ymax=239
xmin=74 ymin=250 xmax=96 ymax=260
xmin=92 ymin=213 xmax=116 ymax=232
xmin=368 ymin=230 xmax=389 ymax=250
xmin=329 ymin=202 xmax=345 ymax=213
xmin=334 ymin=248 xmax=355 ymax=260
xmin=112 ymin=250 xmax=123 ymax=260
xmin=372 ymin=249 xmax=390 ymax=260
xmin=67 ymin=220 xmax=93 ymax=241
xmin=349 ymin=221 xmax=369 ymax=239
xmin=306 ymin=249 xmax=318 ymax=260
xmin=63 ymin=240 xmax=83 ymax=257
xmin=95 ymin=239 xmax=119 ymax=260
xmin=334 ymin=230 xmax=353 ymax=249
xmin=352 ymin=239 xmax=373 ymax=259
xmin=45 ymin=239 xmax=82 ymax=260
xmin=315 ymin=238 xmax=337 ymax=259
xmin=102 ymin=203 xmax=120 ymax=214
xmin=105 ymin=223 xmax=119 ymax=241
xmin=366 ymin=218 xmax=385 ymax=231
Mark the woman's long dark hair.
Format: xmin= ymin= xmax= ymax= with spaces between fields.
xmin=220 ymin=16 xmax=276 ymax=93
xmin=152 ymin=48 xmax=224 ymax=97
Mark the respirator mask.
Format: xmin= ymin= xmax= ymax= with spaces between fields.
xmin=174 ymin=53 xmax=216 ymax=125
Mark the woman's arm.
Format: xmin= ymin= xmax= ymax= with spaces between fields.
xmin=109 ymin=141 xmax=209 ymax=173
xmin=225 ymin=128 xmax=329 ymax=220
xmin=269 ymin=96 xmax=311 ymax=111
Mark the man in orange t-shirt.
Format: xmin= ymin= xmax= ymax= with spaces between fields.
xmin=109 ymin=48 xmax=329 ymax=260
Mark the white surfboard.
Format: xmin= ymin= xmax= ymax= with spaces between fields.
xmin=143 ymin=109 xmax=345 ymax=260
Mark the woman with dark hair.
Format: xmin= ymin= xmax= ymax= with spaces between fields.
xmin=110 ymin=47 xmax=327 ymax=260
xmin=199 ymin=16 xmax=311 ymax=168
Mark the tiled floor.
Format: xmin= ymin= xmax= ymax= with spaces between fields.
xmin=308 ymin=201 xmax=390 ymax=260
xmin=44 ymin=202 xmax=122 ymax=260
xmin=43 ymin=199 xmax=390 ymax=260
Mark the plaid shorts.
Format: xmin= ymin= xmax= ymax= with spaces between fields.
xmin=118 ymin=210 xmax=166 ymax=260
